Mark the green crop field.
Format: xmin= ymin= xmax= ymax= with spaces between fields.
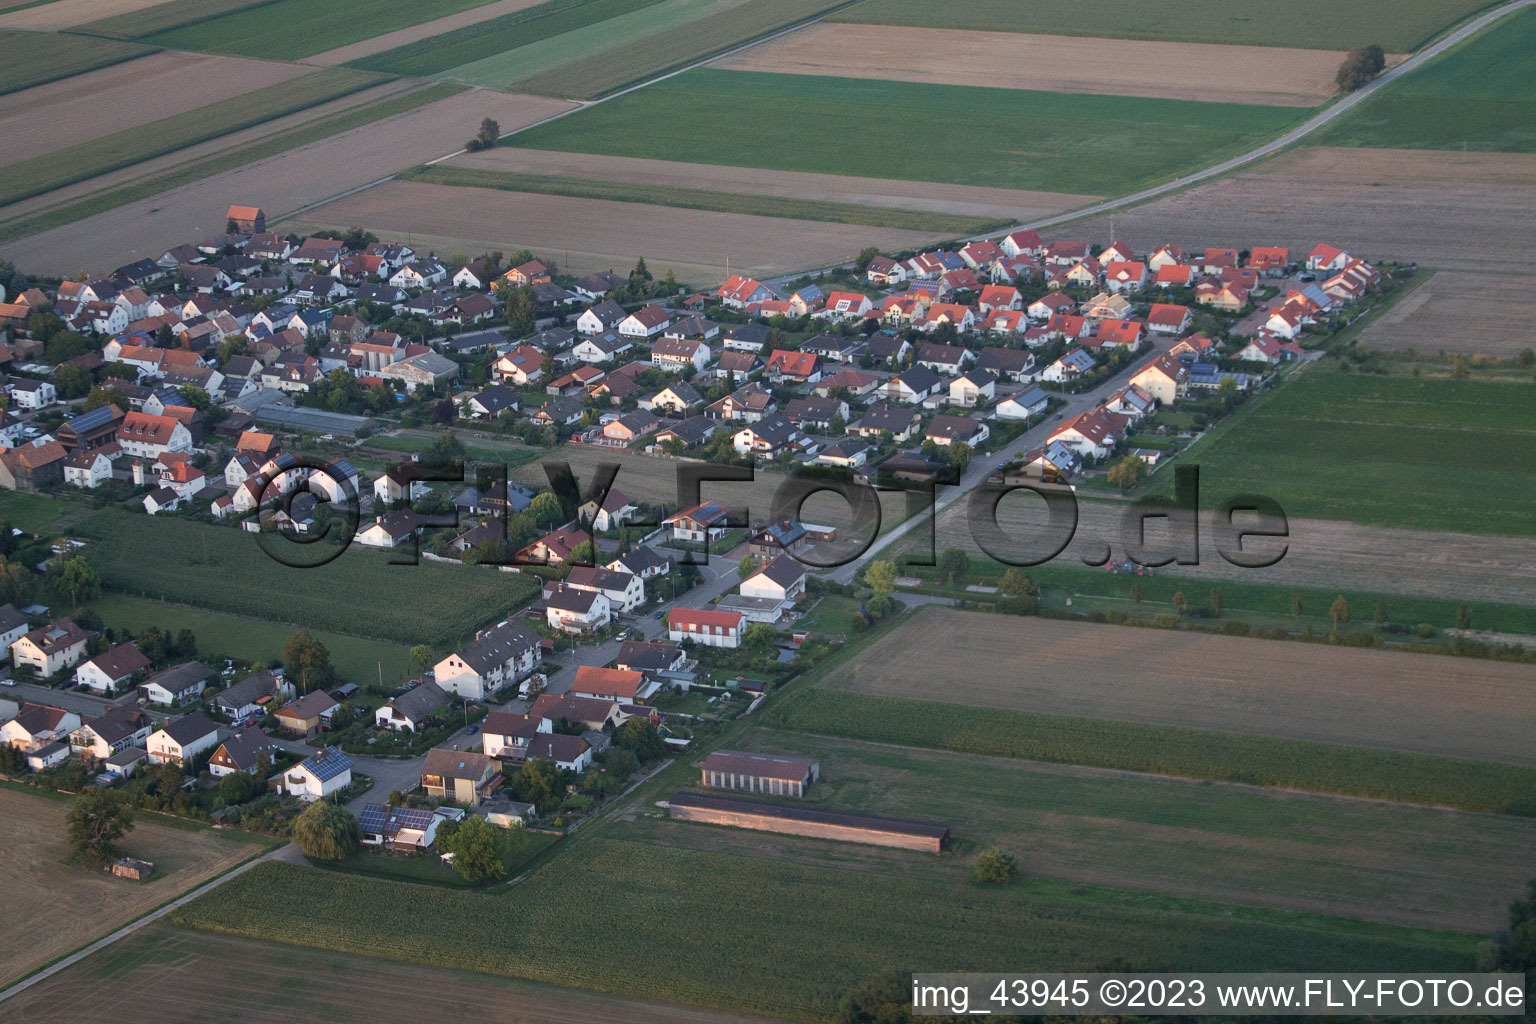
xmin=1148 ymin=366 xmax=1536 ymax=535
xmin=87 ymin=593 xmax=416 ymax=687
xmin=508 ymin=69 xmax=1307 ymax=194
xmin=141 ymin=0 xmax=503 ymax=60
xmin=0 ymin=492 xmax=81 ymax=533
xmin=401 ymin=165 xmax=1010 ymax=234
xmin=827 ymin=0 xmax=1495 ymax=51
xmin=1316 ymin=7 xmax=1536 ymax=152
xmin=73 ymin=509 xmax=539 ymax=648
xmin=759 ymin=688 xmax=1536 ymax=816
xmin=77 ymin=0 xmax=278 ymax=38
xmin=0 ymin=68 xmax=384 ymax=208
xmin=173 ymin=844 xmax=1475 ymax=1021
xmin=0 ymin=33 xmax=157 ymax=96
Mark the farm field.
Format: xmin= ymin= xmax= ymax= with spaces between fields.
xmin=0 ymin=31 xmax=155 ymax=95
xmin=447 ymin=146 xmax=1097 ymax=220
xmin=0 ymin=491 xmax=79 ymax=532
xmin=3 ymin=87 xmax=566 ymax=275
xmin=401 ymin=165 xmax=1011 ymax=235
xmin=813 ymin=607 xmax=1536 ymax=764
xmin=72 ymin=509 xmax=539 ymax=648
xmin=304 ymin=0 xmax=547 ymax=65
xmin=656 ymin=731 xmax=1536 ymax=931
xmin=0 ymin=787 xmax=268 ymax=987
xmin=5 ymin=925 xmax=785 ymax=1024
xmin=720 ymin=24 xmax=1351 ymax=106
xmin=1358 ymin=270 xmax=1536 ymax=356
xmin=0 ymin=68 xmax=384 ymax=207
xmin=74 ymin=0 xmax=274 ymax=37
xmin=293 ymin=179 xmax=954 ymax=284
xmin=1316 ymin=7 xmax=1536 ymax=152
xmin=826 ymin=0 xmax=1492 ymax=51
xmin=506 ymin=68 xmax=1308 ymax=194
xmin=141 ymin=0 xmax=507 ymax=60
xmin=0 ymin=0 xmax=186 ymax=28
xmin=170 ymin=845 xmax=1477 ymax=1022
xmin=87 ymin=593 xmax=417 ymax=687
xmin=1262 ymin=145 xmax=1536 ymax=185
xmin=0 ymin=53 xmax=309 ymax=165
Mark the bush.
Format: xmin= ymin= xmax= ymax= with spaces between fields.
xmin=971 ymin=847 xmax=1019 ymax=884
xmin=1220 ymin=621 xmax=1252 ymax=637
xmin=1416 ymin=623 xmax=1436 ymax=639
xmin=1153 ymin=613 xmax=1180 ymax=629
xmin=1336 ymin=44 xmax=1386 ymax=91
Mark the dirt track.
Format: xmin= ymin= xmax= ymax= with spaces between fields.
xmin=830 ymin=607 xmax=1536 ymax=764
xmin=6 ymin=89 xmax=577 ymax=276
xmin=0 ymin=0 xmax=167 ymax=28
xmin=1360 ymin=270 xmax=1536 ymax=356
xmin=303 ymin=0 xmax=549 ymax=65
xmin=720 ymin=24 xmax=1359 ymax=106
xmin=0 ymin=52 xmax=309 ymax=164
xmin=450 ymin=146 xmax=1097 ymax=220
xmin=295 ymin=178 xmax=955 ymax=282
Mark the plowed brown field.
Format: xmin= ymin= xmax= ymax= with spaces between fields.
xmin=1359 ymin=270 xmax=1536 ymax=356
xmin=0 ymin=0 xmax=168 ymax=28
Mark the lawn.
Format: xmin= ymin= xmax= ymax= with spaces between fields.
xmin=758 ymin=688 xmax=1536 ymax=816
xmin=826 ymin=0 xmax=1496 ymax=51
xmin=794 ymin=594 xmax=864 ymax=637
xmin=507 ymin=69 xmax=1308 ymax=194
xmin=0 ymin=32 xmax=156 ymax=96
xmin=142 ymin=0 xmax=505 ymax=60
xmin=77 ymin=0 xmax=278 ymax=38
xmin=1315 ymin=6 xmax=1536 ymax=152
xmin=1146 ymin=365 xmax=1536 ymax=535
xmin=0 ymin=68 xmax=385 ymax=208
xmin=172 ymin=843 xmax=1477 ymax=1022
xmin=400 ymin=165 xmax=1010 ymax=234
xmin=72 ymin=508 xmax=540 ymax=648
xmin=0 ymin=491 xmax=82 ymax=533
xmin=87 ymin=592 xmax=417 ymax=688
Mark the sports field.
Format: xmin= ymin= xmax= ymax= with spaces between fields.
xmin=140 ymin=0 xmax=505 ymax=59
xmin=1316 ymin=7 xmax=1536 ymax=152
xmin=507 ymin=69 xmax=1307 ymax=194
xmin=0 ymin=31 xmax=155 ymax=95
xmin=826 ymin=0 xmax=1493 ymax=51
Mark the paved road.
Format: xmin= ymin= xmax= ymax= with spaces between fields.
xmin=0 ymin=679 xmax=124 ymax=717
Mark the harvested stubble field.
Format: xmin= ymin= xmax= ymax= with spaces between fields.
xmin=826 ymin=0 xmax=1492 ymax=52
xmin=0 ymin=31 xmax=155 ymax=95
xmin=0 ymin=787 xmax=266 ymax=987
xmin=6 ymin=925 xmax=785 ymax=1024
xmin=1358 ymin=270 xmax=1536 ymax=356
xmin=4 ymin=87 xmax=565 ymax=275
xmin=817 ymin=607 xmax=1536 ymax=765
xmin=682 ymin=731 xmax=1536 ymax=931
xmin=448 ymin=146 xmax=1096 ymax=220
xmin=171 ymin=846 xmax=1476 ymax=1022
xmin=0 ymin=53 xmax=309 ymax=165
xmin=142 ymin=0 xmax=505 ymax=59
xmin=296 ymin=179 xmax=952 ymax=283
xmin=507 ymin=68 xmax=1307 ymax=195
xmin=721 ymin=24 xmax=1351 ymax=106
xmin=304 ymin=0 xmax=547 ymax=65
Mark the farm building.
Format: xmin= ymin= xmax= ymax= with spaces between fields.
xmin=111 ymin=858 xmax=155 ymax=881
xmin=700 ymin=750 xmax=819 ymax=797
xmin=668 ymin=791 xmax=949 ymax=854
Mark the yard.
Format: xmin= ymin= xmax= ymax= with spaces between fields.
xmin=0 ymin=785 xmax=270 ymax=987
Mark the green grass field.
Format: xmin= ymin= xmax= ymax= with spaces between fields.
xmin=0 ymin=492 xmax=81 ymax=533
xmin=1316 ymin=6 xmax=1536 ymax=152
xmin=507 ymin=69 xmax=1307 ymax=194
xmin=73 ymin=509 xmax=539 ymax=648
xmin=0 ymin=33 xmax=156 ymax=96
xmin=1147 ymin=365 xmax=1536 ymax=535
xmin=402 ymin=165 xmax=1010 ymax=234
xmin=759 ymin=688 xmax=1536 ymax=816
xmin=0 ymin=68 xmax=384 ymax=208
xmin=173 ymin=844 xmax=1476 ymax=1021
xmin=76 ymin=0 xmax=278 ymax=38
xmin=826 ymin=0 xmax=1496 ymax=51
xmin=87 ymin=592 xmax=416 ymax=687
xmin=141 ymin=0 xmax=503 ymax=59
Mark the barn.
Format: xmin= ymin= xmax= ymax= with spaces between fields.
xmin=700 ymin=750 xmax=820 ymax=797
xmin=667 ymin=791 xmax=949 ymax=854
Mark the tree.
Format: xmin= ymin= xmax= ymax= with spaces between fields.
xmin=855 ymin=246 xmax=880 ymax=271
xmin=422 ymin=431 xmax=467 ymax=466
xmin=514 ymin=757 xmax=564 ymax=809
xmin=998 ymin=568 xmax=1035 ymax=598
xmin=1335 ymin=44 xmax=1386 ymax=91
xmin=1209 ymin=587 xmax=1223 ymax=617
xmin=1373 ymin=600 xmax=1388 ymax=625
xmin=66 ymin=789 xmax=134 ymax=862
xmin=1172 ymin=590 xmax=1187 ymax=614
xmin=1483 ymin=877 xmax=1536 ymax=983
xmin=743 ymin=622 xmax=777 ymax=652
xmin=1328 ymin=594 xmax=1351 ymax=636
xmin=1452 ymin=354 xmax=1469 ymax=379
xmin=410 ymin=645 xmax=434 ymax=674
xmin=442 ymin=815 xmax=509 ymax=882
xmin=737 ymin=554 xmax=758 ymax=580
xmin=1130 ymin=582 xmax=1143 ymax=603
xmin=218 ymin=770 xmax=260 ymax=804
xmin=83 ymin=386 xmax=128 ymax=412
xmin=292 ymin=801 xmax=360 ymax=860
xmin=971 ymin=847 xmax=1019 ymax=884
xmin=57 ymin=556 xmax=100 ymax=608
xmin=529 ymin=491 xmax=564 ymax=526
xmin=1291 ymin=595 xmax=1303 ymax=617
xmin=53 ymin=364 xmax=92 ymax=399
xmin=503 ymin=284 xmax=536 ymax=335
xmin=1106 ymin=454 xmax=1147 ymax=492
xmin=613 ymin=719 xmax=666 ymax=763
xmin=630 ymin=257 xmax=651 ymax=285
xmin=936 ymin=547 xmax=969 ymax=585
xmin=476 ymin=117 xmax=500 ymax=148
xmin=1457 ymin=603 xmax=1472 ymax=630
xmin=1217 ymin=374 xmax=1239 ymax=409
xmin=865 ymin=559 xmax=897 ymax=596
xmin=283 ymin=629 xmax=331 ymax=691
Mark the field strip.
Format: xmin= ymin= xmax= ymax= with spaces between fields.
xmin=0 ymin=0 xmax=168 ymax=28
xmin=1358 ymin=270 xmax=1536 ymax=355
xmin=446 ymin=146 xmax=1096 ymax=219
xmin=1264 ymin=145 xmax=1536 ymax=185
xmin=718 ymin=23 xmax=1374 ymax=106
xmin=0 ymin=53 xmax=312 ymax=165
xmin=401 ymin=165 xmax=1013 ymax=234
xmin=301 ymin=0 xmax=547 ymax=65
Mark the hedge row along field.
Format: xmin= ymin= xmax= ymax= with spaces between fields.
xmin=759 ymin=689 xmax=1536 ymax=815
xmin=172 ymin=844 xmax=1476 ymax=1022
xmin=73 ymin=509 xmax=538 ymax=648
xmin=401 ymin=165 xmax=1011 ymax=235
xmin=0 ymin=32 xmax=156 ymax=96
xmin=0 ymin=68 xmax=386 ymax=208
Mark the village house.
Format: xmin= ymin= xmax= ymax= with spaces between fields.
xmin=926 ymin=414 xmax=990 ymax=448
xmin=375 ymin=680 xmax=450 ymax=732
xmin=146 ymin=711 xmax=221 ymax=766
xmin=1048 ymin=408 xmax=1129 ymax=459
xmin=273 ymin=690 xmax=341 ymax=735
xmin=578 ymin=487 xmax=639 ymax=531
xmin=1041 ymin=349 xmax=1095 ymax=383
xmin=10 ymin=618 xmax=91 ymax=677
xmin=272 ymin=746 xmax=352 ymax=802
xmin=434 ymin=619 xmax=541 ymax=701
xmin=948 ymin=369 xmax=996 ymax=407
xmin=69 ymin=706 xmax=152 ymax=760
xmin=422 ymin=747 xmax=501 ymax=805
xmin=1129 ymin=354 xmax=1190 ymax=405
xmin=740 ymin=554 xmax=807 ymax=605
xmin=564 ymin=565 xmax=645 ymax=613
xmin=668 ymin=607 xmax=744 ymax=648
xmin=665 ymin=500 xmax=733 ymax=544
xmin=570 ymin=665 xmax=657 ymax=704
xmin=213 ymin=670 xmax=293 ymax=722
xmin=208 ymin=728 xmax=280 ymax=777
xmin=2 ymin=703 xmax=83 ymax=753
xmin=75 ymin=642 xmax=151 ymax=695
xmin=139 ymin=661 xmax=212 ymax=706
xmin=545 ymin=582 xmax=613 ymax=634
